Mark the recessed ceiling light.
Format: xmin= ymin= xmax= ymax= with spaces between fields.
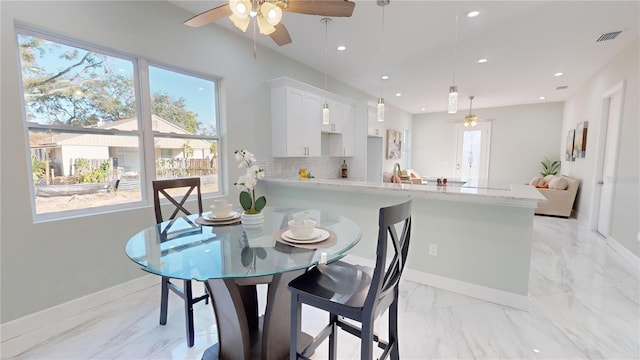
xmin=337 ymin=45 xmax=346 ymax=51
xmin=477 ymin=58 xmax=488 ymax=63
xmin=467 ymin=11 xmax=480 ymax=18
xmin=421 ymin=107 xmax=427 ymax=111
xmin=539 ymin=96 xmax=546 ymax=100
xmin=395 ymin=93 xmax=401 ymax=97
xmin=554 ymin=72 xmax=563 ymax=77
xmin=381 ymin=75 xmax=389 ymax=80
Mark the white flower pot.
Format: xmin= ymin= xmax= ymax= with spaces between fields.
xmin=241 ymin=212 xmax=264 ymax=226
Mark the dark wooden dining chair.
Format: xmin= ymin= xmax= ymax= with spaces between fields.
xmin=152 ymin=177 xmax=209 ymax=348
xmin=288 ymin=199 xmax=412 ymax=360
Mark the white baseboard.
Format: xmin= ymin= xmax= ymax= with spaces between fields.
xmin=607 ymin=236 xmax=640 ymax=268
xmin=342 ymin=255 xmax=530 ymax=311
xmin=0 ymin=274 xmax=157 ymax=358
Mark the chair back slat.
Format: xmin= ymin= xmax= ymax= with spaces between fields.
xmin=152 ymin=177 xmax=203 ymax=224
xmin=365 ymin=199 xmax=412 ymax=312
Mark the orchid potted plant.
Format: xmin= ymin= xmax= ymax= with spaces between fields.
xmin=234 ymin=150 xmax=266 ymax=215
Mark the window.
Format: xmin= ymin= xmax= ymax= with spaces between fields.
xmin=17 ymin=27 xmax=222 ymax=220
xmin=402 ymin=129 xmax=411 ymax=170
xmin=149 ymin=65 xmax=219 ymax=195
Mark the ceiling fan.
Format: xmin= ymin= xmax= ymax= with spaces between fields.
xmin=448 ymin=95 xmax=492 ymax=126
xmin=184 ymin=0 xmax=356 ymax=46
xmin=464 ymin=96 xmax=479 ymax=127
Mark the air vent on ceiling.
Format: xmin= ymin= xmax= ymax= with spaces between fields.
xmin=596 ymin=31 xmax=622 ymax=42
xmin=556 ymin=86 xmax=569 ymax=90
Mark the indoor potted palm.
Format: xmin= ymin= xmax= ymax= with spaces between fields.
xmin=540 ymin=156 xmax=561 ymax=177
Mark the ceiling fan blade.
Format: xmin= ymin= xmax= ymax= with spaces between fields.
xmin=284 ymin=0 xmax=355 ymax=17
xmin=184 ymin=4 xmax=233 ymax=27
xmin=270 ymin=23 xmax=292 ymax=46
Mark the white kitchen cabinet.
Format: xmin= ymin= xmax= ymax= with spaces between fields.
xmin=271 ymin=86 xmax=321 ymax=157
xmin=322 ymin=100 xmax=342 ymax=133
xmin=325 ymin=103 xmax=355 ymax=157
xmin=341 ymin=104 xmax=355 ymax=156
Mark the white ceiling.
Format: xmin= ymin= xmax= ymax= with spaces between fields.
xmin=169 ymin=1 xmax=639 ymax=114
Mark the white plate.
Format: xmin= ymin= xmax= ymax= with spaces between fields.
xmin=207 ymin=211 xmax=240 ymax=220
xmin=282 ymin=229 xmax=330 ymax=244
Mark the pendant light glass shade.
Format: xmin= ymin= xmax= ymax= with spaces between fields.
xmin=448 ymin=85 xmax=458 ymax=114
xmin=377 ymin=98 xmax=385 ymax=122
xmin=322 ymin=103 xmax=330 ymax=125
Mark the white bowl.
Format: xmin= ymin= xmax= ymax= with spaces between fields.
xmin=211 ymin=203 xmax=233 ymax=218
xmin=288 ymin=219 xmax=317 ymax=238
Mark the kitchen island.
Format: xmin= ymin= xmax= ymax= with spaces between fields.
xmin=262 ymin=177 xmax=546 ymax=310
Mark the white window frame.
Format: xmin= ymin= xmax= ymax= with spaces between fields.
xmin=16 ymin=25 xmax=224 ymax=222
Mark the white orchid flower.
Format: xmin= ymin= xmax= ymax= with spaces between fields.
xmin=244 ymin=151 xmax=255 ymax=161
xmin=248 ymin=165 xmax=260 ymax=175
xmin=244 ymin=176 xmax=257 ymax=190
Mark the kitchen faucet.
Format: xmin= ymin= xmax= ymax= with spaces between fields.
xmin=393 ymin=163 xmax=401 ymax=177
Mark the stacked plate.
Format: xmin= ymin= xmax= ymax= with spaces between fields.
xmin=203 ymin=211 xmax=241 ymax=225
xmin=281 ymin=228 xmax=330 ymax=244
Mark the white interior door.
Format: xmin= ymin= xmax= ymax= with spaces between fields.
xmin=455 ymin=122 xmax=491 ymax=183
xmin=596 ymin=87 xmax=623 ymax=237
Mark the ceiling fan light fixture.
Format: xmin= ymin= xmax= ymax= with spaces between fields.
xmin=448 ymin=85 xmax=458 ymax=114
xmin=257 ymin=15 xmax=276 ymax=35
xmin=261 ymin=2 xmax=282 ymax=26
xmin=230 ymin=0 xmax=251 ymax=19
xmin=465 ymin=96 xmax=478 ymax=127
xmin=229 ymin=13 xmax=250 ymax=32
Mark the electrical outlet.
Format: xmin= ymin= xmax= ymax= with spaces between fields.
xmin=429 ymin=244 xmax=438 ymax=256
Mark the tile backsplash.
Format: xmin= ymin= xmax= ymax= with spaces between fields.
xmin=259 ymin=157 xmax=344 ymax=179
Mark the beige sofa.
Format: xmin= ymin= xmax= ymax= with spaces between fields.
xmin=532 ymin=175 xmax=580 ymax=218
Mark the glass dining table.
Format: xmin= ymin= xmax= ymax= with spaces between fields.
xmin=125 ymin=207 xmax=362 ymax=360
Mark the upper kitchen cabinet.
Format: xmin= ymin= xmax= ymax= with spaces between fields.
xmin=321 ymin=99 xmax=342 ymax=133
xmin=270 ymin=85 xmax=322 ymax=157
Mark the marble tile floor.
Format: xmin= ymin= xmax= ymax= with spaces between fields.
xmin=4 ymin=216 xmax=639 ymax=360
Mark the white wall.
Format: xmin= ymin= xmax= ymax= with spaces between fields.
xmin=0 ymin=1 xmax=398 ymax=323
xmin=367 ymin=104 xmax=413 ymax=176
xmin=412 ymin=102 xmax=564 ymax=183
xmin=561 ymin=37 xmax=639 ymax=256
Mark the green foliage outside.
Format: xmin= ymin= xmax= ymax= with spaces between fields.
xmin=31 ymin=156 xmax=46 ymax=184
xmin=18 ymin=34 xmax=198 ymax=132
xmin=540 ymin=157 xmax=561 ymax=177
xmin=74 ymin=159 xmax=111 ymax=183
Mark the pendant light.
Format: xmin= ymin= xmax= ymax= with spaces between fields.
xmin=464 ymin=96 xmax=478 ymax=127
xmin=448 ymin=6 xmax=459 ymax=114
xmin=321 ymin=18 xmax=331 ymax=125
xmin=377 ymin=0 xmax=388 ymax=122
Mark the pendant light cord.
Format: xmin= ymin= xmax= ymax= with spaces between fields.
xmin=379 ymin=5 xmax=385 ymax=98
xmin=452 ymin=5 xmax=459 ymax=85
xmin=324 ymin=19 xmax=328 ymax=92
xmin=253 ymin=17 xmax=257 ymax=59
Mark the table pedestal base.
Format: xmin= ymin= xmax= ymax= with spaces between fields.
xmin=204 ymin=269 xmax=307 ymax=360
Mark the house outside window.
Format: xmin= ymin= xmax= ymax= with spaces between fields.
xmin=17 ymin=27 xmax=222 ymax=220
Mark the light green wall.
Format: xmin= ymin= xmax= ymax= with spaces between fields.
xmin=0 ymin=0 xmax=384 ymax=323
xmin=264 ymin=183 xmax=534 ymax=296
xmin=412 ymin=102 xmax=564 ymax=183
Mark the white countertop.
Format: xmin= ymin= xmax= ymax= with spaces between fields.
xmin=263 ymin=177 xmax=546 ymax=208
